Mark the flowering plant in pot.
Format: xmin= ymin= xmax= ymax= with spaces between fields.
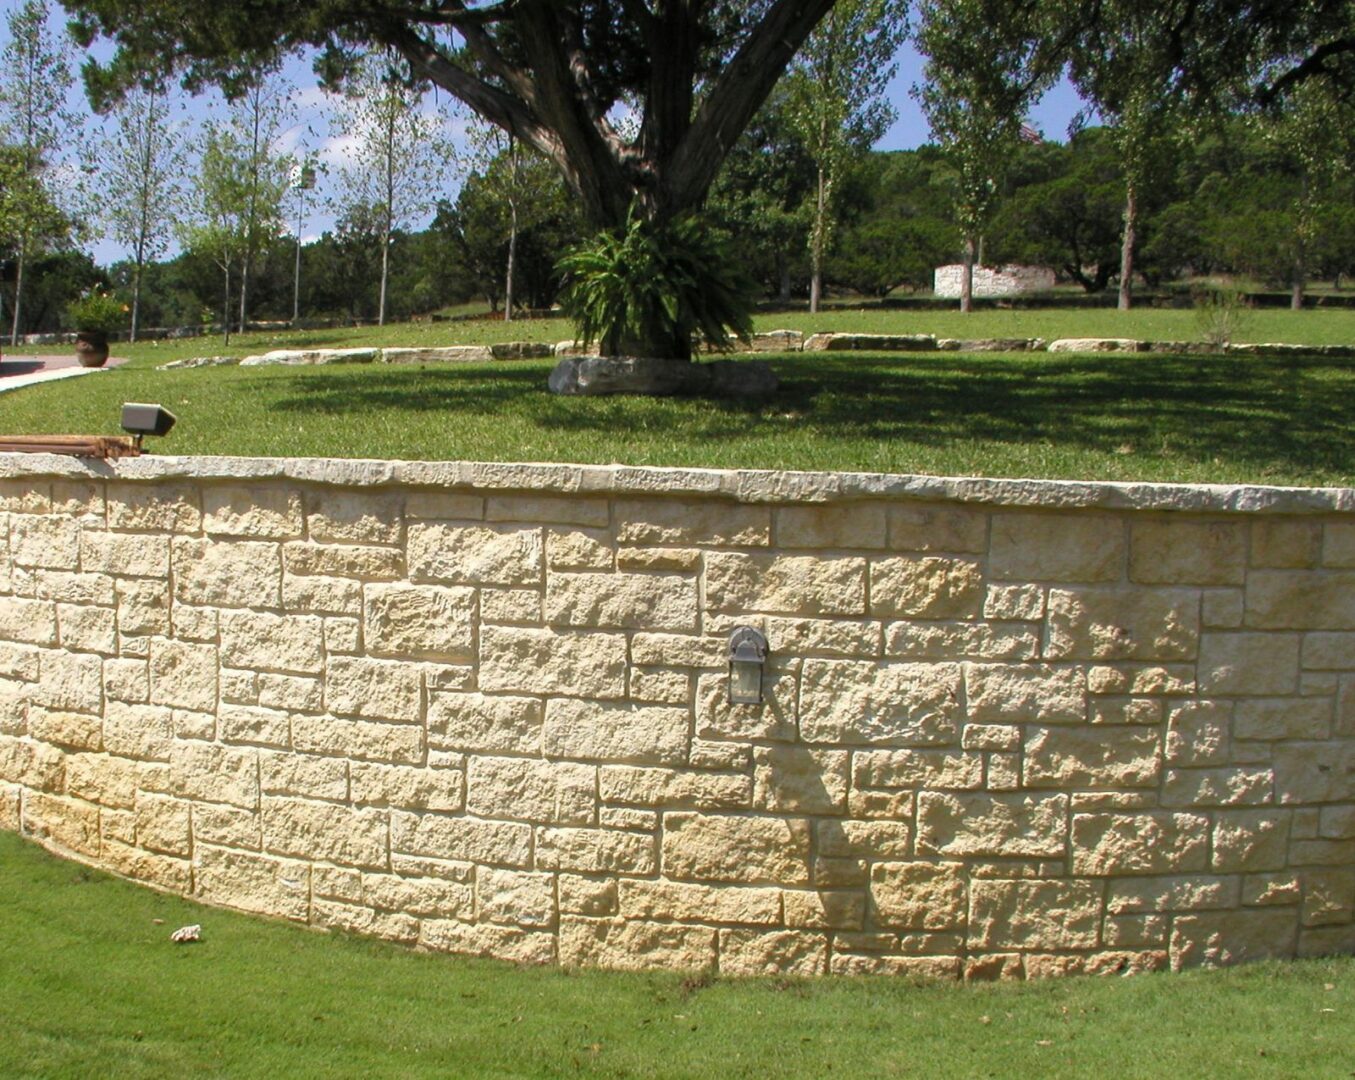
xmin=66 ymin=287 xmax=127 ymax=367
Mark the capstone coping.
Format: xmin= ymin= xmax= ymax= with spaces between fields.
xmin=2 ymin=452 xmax=1352 ymax=515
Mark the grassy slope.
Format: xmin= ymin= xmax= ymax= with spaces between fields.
xmin=1 ymin=833 xmax=1352 ymax=1079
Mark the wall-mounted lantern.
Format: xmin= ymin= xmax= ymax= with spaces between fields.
xmin=728 ymin=626 xmax=769 ymax=705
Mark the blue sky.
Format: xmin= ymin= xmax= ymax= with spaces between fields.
xmin=2 ymin=1 xmax=1090 ymax=265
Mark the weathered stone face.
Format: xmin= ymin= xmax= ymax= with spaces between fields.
xmin=1 ymin=457 xmax=1351 ymax=980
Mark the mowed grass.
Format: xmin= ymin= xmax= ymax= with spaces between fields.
xmin=1 ymin=833 xmax=1352 ymax=1080
xmin=4 ymin=344 xmax=1355 ymax=485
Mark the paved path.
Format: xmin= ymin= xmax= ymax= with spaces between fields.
xmin=0 ymin=353 xmax=128 ymax=393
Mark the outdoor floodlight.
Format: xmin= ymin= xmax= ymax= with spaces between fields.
xmin=121 ymin=402 xmax=177 ymax=448
xmin=728 ymin=626 xmax=769 ymax=705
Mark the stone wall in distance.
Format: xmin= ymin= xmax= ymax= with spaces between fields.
xmin=1 ymin=454 xmax=1353 ymax=979
xmin=933 ymin=264 xmax=1057 ymax=299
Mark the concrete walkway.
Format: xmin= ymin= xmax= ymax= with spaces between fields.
xmin=0 ymin=353 xmax=127 ymax=393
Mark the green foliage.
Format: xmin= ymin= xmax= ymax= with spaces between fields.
xmin=1193 ymin=284 xmax=1253 ymax=349
xmin=65 ymin=284 xmax=127 ymax=331
xmin=557 ymin=211 xmax=755 ymax=360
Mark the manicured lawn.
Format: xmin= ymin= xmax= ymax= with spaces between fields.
xmin=3 ymin=345 xmax=1355 ymax=485
xmin=0 ymin=833 xmax=1351 ymax=1078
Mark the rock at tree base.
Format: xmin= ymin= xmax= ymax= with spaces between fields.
xmin=548 ymin=356 xmax=779 ymax=398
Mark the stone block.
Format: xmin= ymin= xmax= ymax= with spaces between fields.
xmin=0 ymin=597 xmax=56 ymax=645
xmin=305 ymin=491 xmax=401 ymax=545
xmin=968 ymin=879 xmax=1102 ymax=951
xmin=753 ymin=746 xmax=849 ymax=813
xmin=173 ymin=538 xmax=281 ymax=609
xmin=989 ymin=512 xmax=1124 ymax=583
xmin=545 ymin=571 xmax=698 ymax=631
xmin=81 ymin=530 xmax=172 ymax=579
xmin=662 ymin=812 xmax=810 ymax=885
xmin=203 ymin=486 xmax=303 ymax=538
xmin=363 ymin=583 xmax=474 ymax=661
xmin=391 ymin=810 xmax=532 ymax=867
xmin=1022 ymin=726 xmax=1160 ymax=789
xmin=29 ymin=707 xmax=101 ymax=752
xmin=102 ymin=702 xmax=174 ymax=760
xmin=1046 ymin=587 xmax=1199 ymax=661
xmin=1161 ymin=767 xmax=1274 ymax=808
xmin=1234 ymin=697 xmax=1330 ymax=741
xmin=763 ymin=617 xmax=881 ymax=658
xmin=1169 ymin=909 xmax=1298 ymax=970
xmin=466 ymin=756 xmax=593 ymax=824
xmin=1128 ymin=520 xmax=1245 ymax=585
xmin=135 ymin=793 xmax=192 ymax=855
xmin=917 ymin=792 xmax=1067 ymax=857
xmin=783 ymin=889 xmax=866 ymax=930
xmin=259 ymin=750 xmax=349 ymax=801
xmin=817 ymin=818 xmax=912 ymax=860
xmin=619 ymin=879 xmax=781 ymax=925
xmin=559 ymin=917 xmax=715 ymax=971
xmin=284 ymin=542 xmax=403 ymax=580
xmin=408 ymin=523 xmax=542 ymax=586
xmin=870 ymin=556 xmax=983 ymax=618
xmin=325 ymin=656 xmax=421 ymax=722
xmin=703 ymin=552 xmax=866 ymax=615
xmin=170 ymin=742 xmax=258 ymax=809
xmin=479 ymin=626 xmax=627 ymax=698
xmin=871 ymin=861 xmax=967 ymax=930
xmin=546 ymin=528 xmax=613 ymax=571
xmin=1247 ymin=570 xmax=1355 ymax=630
xmin=218 ymin=704 xmax=290 ymax=747
xmin=614 ymin=499 xmax=770 ymax=547
xmin=799 ymin=660 xmax=962 ymax=745
xmin=854 ymin=749 xmax=984 ymax=790
xmin=542 ymin=699 xmax=687 ymax=766
xmin=1300 ymin=869 xmax=1354 ymax=927
xmin=1252 ymin=520 xmax=1321 ymax=569
xmin=1165 ymin=701 xmax=1230 ymax=766
xmin=21 ymin=791 xmax=101 ymax=856
xmin=1107 ymin=875 xmax=1240 ymax=914
xmin=65 ymin=752 xmax=138 ymax=809
xmin=1211 ymin=810 xmax=1290 ymax=873
xmin=487 ymin=494 xmax=608 ymax=527
xmin=427 ymin=692 xmax=543 ymax=754
xmin=777 ymin=504 xmax=887 ymax=549
xmin=965 ymin=664 xmax=1086 ymax=723
xmin=10 ymin=515 xmax=80 ymax=570
xmin=536 ymin=826 xmax=656 ymax=874
xmin=888 ymin=504 xmax=987 ymax=553
xmin=1070 ymin=812 xmax=1209 ymax=875
xmin=33 ymin=650 xmax=102 ymax=713
xmin=349 ymin=761 xmax=464 ymax=813
xmin=292 ymin=713 xmax=423 ymax=764
xmin=1198 ymin=633 xmax=1300 ymax=696
xmin=719 ymin=929 xmax=828 ymax=977
xmin=219 ymin=610 xmax=324 ymax=675
xmin=194 ymin=844 xmax=310 ymax=920
xmin=114 ymin=579 xmax=169 ymax=636
xmin=1273 ymin=741 xmax=1355 ymax=804
xmin=477 ymin=868 xmax=557 ymax=927
xmin=983 ymin=584 xmax=1045 ymax=621
xmin=420 ymin=920 xmax=555 ymax=964
xmin=599 ymin=766 xmax=750 ymax=810
xmin=57 ymin=604 xmax=116 ymax=655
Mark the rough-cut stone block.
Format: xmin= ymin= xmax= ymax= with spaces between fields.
xmin=763 ymin=617 xmax=881 ymax=658
xmin=358 ymin=873 xmax=469 ymax=919
xmin=1198 ymin=633 xmax=1300 ymax=696
xmin=871 ymin=861 xmax=967 ymax=930
xmin=284 ymin=542 xmax=403 ymax=580
xmin=1247 ymin=570 xmax=1355 ymax=630
xmin=783 ymin=889 xmax=866 ymax=930
xmin=261 ymin=796 xmax=387 ymax=869
xmin=1046 ymin=587 xmax=1199 ymax=661
xmin=479 ymin=626 xmax=626 ymax=698
xmin=965 ymin=664 xmax=1086 ymax=723
xmin=0 ymin=597 xmax=56 ymax=645
xmin=989 ymin=513 xmax=1124 ymax=583
xmin=1252 ymin=520 xmax=1321 ymax=569
xmin=427 ymin=693 xmax=542 ymax=754
xmin=544 ymin=571 xmax=697 ymax=631
xmin=1212 ymin=810 xmax=1290 ymax=872
xmin=203 ymin=486 xmax=303 ymax=538
xmin=870 ymin=556 xmax=983 ymax=618
xmin=599 ymin=766 xmax=750 ymax=810
xmin=391 ymin=811 xmax=532 ymax=867
xmin=917 ymin=792 xmax=1068 ymax=857
xmin=193 ymin=845 xmax=310 ymax=921
xmin=719 ymin=929 xmax=828 ymax=976
xmin=170 ymin=742 xmax=258 ymax=809
xmin=1070 ymin=812 xmax=1209 ymax=875
xmin=420 ymin=919 xmax=554 ymax=964
xmin=1164 ymin=701 xmax=1230 ymax=766
xmin=615 ymin=499 xmax=770 ymax=547
xmin=855 ymin=749 xmax=984 ymax=791
xmin=408 ymin=523 xmax=542 ymax=586
xmin=704 ymin=552 xmax=866 ymax=615
xmin=1023 ymin=726 xmax=1161 ymax=789
xmin=1300 ymin=868 xmax=1355 ymax=927
xmin=33 ymin=650 xmax=102 ymax=713
xmin=559 ymin=917 xmax=715 ymax=971
xmin=541 ymin=699 xmax=688 ymax=767
xmin=799 ymin=660 xmax=961 ymax=745
xmin=1129 ymin=520 xmax=1245 ymax=585
xmin=325 ymin=656 xmax=421 ymax=722
xmin=10 ymin=516 xmax=80 ymax=569
xmin=219 ymin=704 xmax=291 ymax=747
xmin=619 ymin=879 xmax=781 ymax=925
xmin=663 ymin=812 xmax=810 ymax=885
xmin=349 ymin=761 xmax=464 ymax=813
xmin=173 ymin=538 xmax=280 ymax=609
xmin=983 ymin=584 xmax=1045 ymax=621
xmin=1234 ymin=697 xmax=1330 ymax=741
xmin=466 ymin=756 xmax=593 ymax=824
xmin=259 ymin=751 xmax=349 ymax=801
xmin=558 ymin=875 xmax=618 ymax=916
xmin=546 ymin=528 xmax=613 ymax=571
xmin=753 ymin=746 xmax=849 ymax=813
xmin=29 ymin=707 xmax=101 ymax=752
xmin=219 ymin=609 xmax=324 ymax=675
xmin=292 ymin=713 xmax=423 ymax=764
xmin=777 ymin=504 xmax=887 ymax=549
xmin=363 ymin=582 xmax=474 ymax=660
xmin=536 ymin=826 xmax=656 ymax=874
xmin=1169 ymin=909 xmax=1298 ymax=970
xmin=888 ymin=504 xmax=987 ymax=553
xmin=1274 ymin=741 xmax=1355 ymax=804
xmin=476 ymin=868 xmax=557 ymax=927
xmin=968 ymin=879 xmax=1102 ymax=950
xmin=307 ymin=491 xmax=401 ymax=545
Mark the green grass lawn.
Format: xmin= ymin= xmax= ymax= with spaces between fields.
xmin=1 ymin=833 xmax=1352 ymax=1079
xmin=3 ymin=345 xmax=1355 ymax=485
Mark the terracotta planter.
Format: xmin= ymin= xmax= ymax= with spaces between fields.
xmin=75 ymin=329 xmax=110 ymax=368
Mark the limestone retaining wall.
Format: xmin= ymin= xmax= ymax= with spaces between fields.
xmin=933 ymin=264 xmax=1057 ymax=299
xmin=1 ymin=454 xmax=1353 ymax=978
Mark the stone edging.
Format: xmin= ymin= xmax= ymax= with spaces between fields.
xmin=2 ymin=453 xmax=1352 ymax=515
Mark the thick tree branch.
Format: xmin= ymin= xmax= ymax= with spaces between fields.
xmin=1258 ymin=37 xmax=1355 ymax=104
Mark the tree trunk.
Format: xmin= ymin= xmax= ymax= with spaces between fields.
xmin=1118 ymin=179 xmax=1137 ymax=312
xmin=779 ymin=258 xmax=791 ymax=303
xmin=505 ymin=141 xmax=518 ymax=323
xmin=130 ymin=261 xmax=143 ymax=345
xmin=378 ymin=220 xmax=391 ymax=327
xmin=221 ymin=263 xmax=232 ymax=346
xmin=8 ymin=239 xmax=26 ymax=347
xmin=809 ymin=164 xmax=828 ymax=315
xmin=960 ymin=233 xmax=975 ymax=314
xmin=238 ymin=256 xmax=250 ymax=334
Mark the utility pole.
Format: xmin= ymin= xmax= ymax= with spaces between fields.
xmin=291 ymin=160 xmax=316 ymax=324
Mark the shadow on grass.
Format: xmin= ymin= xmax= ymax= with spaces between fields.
xmin=261 ymin=352 xmax=1355 ymax=480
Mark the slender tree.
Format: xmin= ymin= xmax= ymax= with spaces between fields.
xmin=92 ymin=83 xmax=186 ymax=341
xmin=783 ymin=0 xmax=905 ymax=313
xmin=331 ymin=51 xmax=453 ymax=326
xmin=0 ymin=0 xmax=74 ymax=345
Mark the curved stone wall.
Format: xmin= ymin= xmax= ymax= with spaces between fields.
xmin=1 ymin=454 xmax=1352 ymax=978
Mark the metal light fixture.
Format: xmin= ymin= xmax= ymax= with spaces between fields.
xmin=728 ymin=626 xmax=769 ymax=705
xmin=121 ymin=402 xmax=177 ymax=450
xmin=0 ymin=402 xmax=177 ymax=459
